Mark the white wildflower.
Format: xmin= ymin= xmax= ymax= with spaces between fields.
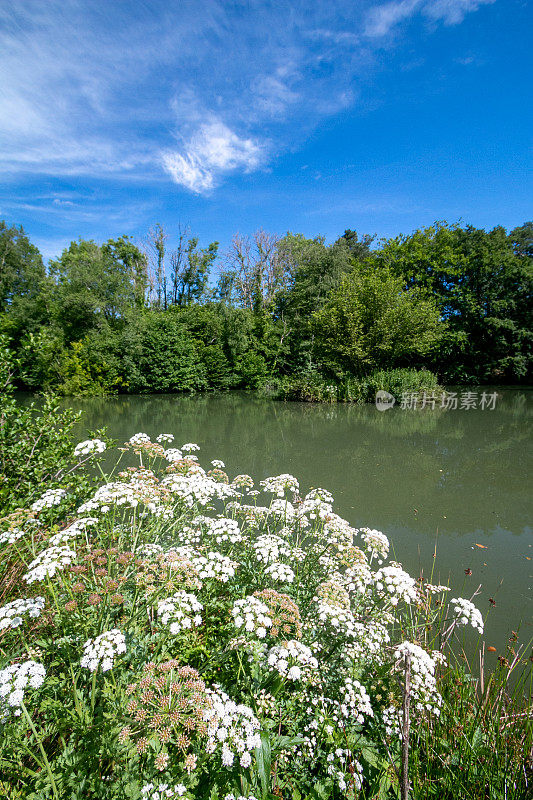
xmin=231 ymin=597 xmax=272 ymax=638
xmin=264 ymin=562 xmax=295 ymax=584
xmin=156 ymin=433 xmax=175 ymax=443
xmin=31 ymin=488 xmax=67 ymax=513
xmin=373 ymin=564 xmax=419 ymax=606
xmin=267 ymin=640 xmax=318 ymax=681
xmin=129 ymin=433 xmax=151 ymax=446
xmin=23 ymin=544 xmax=77 ymax=584
xmin=74 ymin=439 xmax=106 ymax=458
xmin=339 ymin=678 xmax=373 ymax=723
xmin=157 ymin=591 xmax=203 ymax=634
xmin=260 ymin=474 xmax=299 ymax=497
xmin=359 ymin=528 xmax=390 ymax=563
xmin=0 ymin=597 xmax=45 ymax=630
xmin=204 ymin=688 xmax=260 ymax=768
xmin=0 ymin=661 xmax=46 ymax=719
xmin=450 ymin=597 xmax=484 ymax=634
xmin=80 ymin=629 xmax=126 ymax=673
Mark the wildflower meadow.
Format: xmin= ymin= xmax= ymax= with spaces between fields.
xmin=0 ymin=433 xmax=531 ymax=799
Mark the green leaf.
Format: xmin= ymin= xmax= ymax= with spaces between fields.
xmin=255 ymin=730 xmax=272 ymax=800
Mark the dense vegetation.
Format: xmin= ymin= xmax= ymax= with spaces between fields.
xmin=1 ymin=220 xmax=531 ymax=398
xmin=0 ymin=368 xmax=531 ymax=799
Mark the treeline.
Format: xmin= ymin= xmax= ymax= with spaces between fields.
xmin=0 ymin=219 xmax=531 ymax=396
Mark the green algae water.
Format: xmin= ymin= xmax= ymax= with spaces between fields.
xmin=66 ymin=388 xmax=532 ymax=656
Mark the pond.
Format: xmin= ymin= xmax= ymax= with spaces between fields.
xmin=65 ymin=388 xmax=532 ymax=656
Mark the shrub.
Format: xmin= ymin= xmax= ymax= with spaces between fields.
xmin=272 ymin=368 xmax=441 ymax=404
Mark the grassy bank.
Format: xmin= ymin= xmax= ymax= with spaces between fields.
xmin=269 ymin=368 xmax=442 ymax=404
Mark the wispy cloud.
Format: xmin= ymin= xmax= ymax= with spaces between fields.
xmin=364 ymin=0 xmax=495 ymax=38
xmin=162 ymin=120 xmax=264 ymax=193
xmin=0 ymin=0 xmax=498 ymax=196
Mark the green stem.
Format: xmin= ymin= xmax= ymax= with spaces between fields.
xmin=90 ymin=669 xmax=98 ymax=713
xmin=20 ymin=701 xmax=59 ymax=800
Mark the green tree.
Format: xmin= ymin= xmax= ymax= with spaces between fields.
xmin=0 ymin=222 xmax=50 ymax=344
xmin=376 ymin=222 xmax=532 ymax=381
xmin=170 ymin=236 xmax=218 ymax=307
xmin=49 ymin=238 xmax=139 ymax=340
xmin=128 ymin=311 xmax=206 ymax=393
xmin=0 ymin=221 xmax=46 ymax=312
xmin=313 ymin=268 xmax=444 ymax=376
xmin=103 ymin=235 xmax=148 ymax=309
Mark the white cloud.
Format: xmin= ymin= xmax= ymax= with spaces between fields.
xmin=365 ymin=0 xmax=422 ymax=38
xmin=161 ymin=120 xmax=264 ymax=194
xmin=0 ymin=0 xmax=498 ymax=194
xmin=425 ymin=0 xmax=496 ymax=26
xmin=253 ymin=67 xmax=300 ymax=116
xmin=365 ymin=0 xmax=495 ymax=38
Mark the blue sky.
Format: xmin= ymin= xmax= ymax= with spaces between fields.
xmin=0 ymin=0 xmax=531 ymax=263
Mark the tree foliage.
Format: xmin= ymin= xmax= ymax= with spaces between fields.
xmin=1 ymin=219 xmax=531 ymax=395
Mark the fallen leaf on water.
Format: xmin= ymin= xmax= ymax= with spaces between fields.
xmin=474 ymin=543 xmax=487 ymax=549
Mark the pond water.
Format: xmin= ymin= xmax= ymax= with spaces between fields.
xmin=66 ymin=388 xmax=532 ymax=656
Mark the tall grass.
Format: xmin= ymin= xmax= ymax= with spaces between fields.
xmin=271 ymin=368 xmax=441 ymax=404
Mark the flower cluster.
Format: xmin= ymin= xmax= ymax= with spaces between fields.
xmin=373 ymin=563 xmax=419 ymax=606
xmin=141 ymin=783 xmax=187 ymax=799
xmin=156 ymin=433 xmax=175 ymax=443
xmin=74 ymin=438 xmax=106 ymax=458
xmin=358 ymin=528 xmax=390 ymax=563
xmin=0 ymin=597 xmax=45 ymax=630
xmin=343 ymin=620 xmax=390 ymax=663
xmin=267 ymin=640 xmax=318 ymax=681
xmin=190 ymin=551 xmax=236 ymax=582
xmin=204 ymin=688 xmax=261 ymax=768
xmin=164 ymin=448 xmax=183 ymax=462
xmin=194 ymin=516 xmax=243 ymax=545
xmin=0 ymin=526 xmax=28 ymax=546
xmin=161 ymin=472 xmax=237 ymax=507
xmin=122 ymin=662 xmax=210 ymax=765
xmin=394 ymin=641 xmax=442 ymax=713
xmin=181 ymin=443 xmax=200 ymax=453
xmin=231 ymin=474 xmax=254 ymax=490
xmin=31 ymin=488 xmax=67 ymax=513
xmin=23 ymin=544 xmax=77 ymax=584
xmin=0 ymin=661 xmax=46 ymax=719
xmin=253 ymin=534 xmax=291 ymax=565
xmin=80 ymin=629 xmax=127 ymax=672
xmin=339 ymin=678 xmax=373 ymax=723
xmin=136 ymin=551 xmax=201 ymax=595
xmin=231 ymin=596 xmax=272 ymax=639
xmin=326 ymin=748 xmax=363 ymax=793
xmin=450 ymin=597 xmax=484 ymax=634
xmin=260 ymin=474 xmax=299 ymax=497
xmin=264 ymin=562 xmax=295 ymax=584
xmin=253 ymin=589 xmax=302 ymax=639
xmin=157 ymin=591 xmax=203 ymax=634
xmin=129 ymin=433 xmax=151 ymax=446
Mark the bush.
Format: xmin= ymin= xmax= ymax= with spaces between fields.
xmin=272 ymin=368 xmax=441 ymax=404
xmin=340 ymin=368 xmax=442 ymax=404
xmin=0 ymin=429 xmax=530 ymax=799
